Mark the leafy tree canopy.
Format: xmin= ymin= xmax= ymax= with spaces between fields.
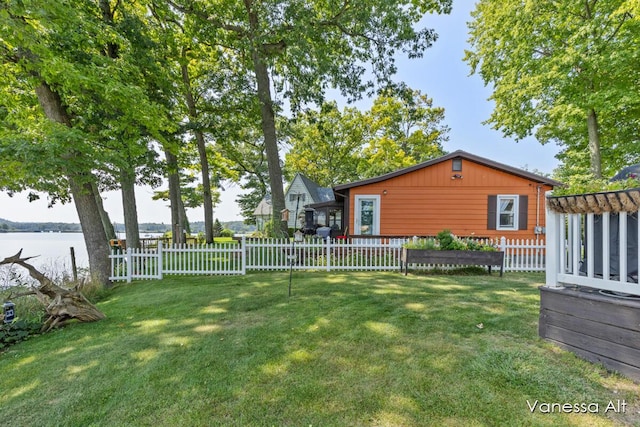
xmin=285 ymin=88 xmax=449 ymax=186
xmin=465 ymin=0 xmax=640 ymax=179
xmin=0 ymin=0 xmax=172 ymax=197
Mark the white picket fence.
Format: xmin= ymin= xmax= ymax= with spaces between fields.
xmin=109 ymin=236 xmax=546 ymax=282
xmin=501 ymin=237 xmax=547 ymax=272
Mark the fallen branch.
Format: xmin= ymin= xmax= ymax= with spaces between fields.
xmin=1 ymin=250 xmax=105 ymax=332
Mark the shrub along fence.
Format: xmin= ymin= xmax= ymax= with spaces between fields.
xmin=109 ymin=236 xmax=546 ymax=282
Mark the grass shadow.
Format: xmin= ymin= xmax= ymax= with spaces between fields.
xmin=0 ymin=271 xmax=637 ymax=426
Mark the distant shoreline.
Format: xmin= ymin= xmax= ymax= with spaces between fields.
xmin=0 ymin=218 xmax=255 ymax=234
xmin=0 ymin=230 xmax=82 ymax=233
xmin=0 ymin=230 xmax=164 ymax=234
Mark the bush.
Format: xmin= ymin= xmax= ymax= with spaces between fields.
xmin=254 ymin=219 xmax=289 ymax=238
xmin=436 ymin=229 xmax=456 ymax=250
xmin=0 ymin=290 xmax=45 ymax=324
xmin=403 ymin=229 xmax=496 ymax=251
xmin=78 ymin=278 xmax=111 ymax=303
xmin=0 ymin=319 xmax=42 ymax=350
xmin=220 ymin=228 xmax=234 ymax=238
xmin=403 ymin=237 xmax=439 ymax=250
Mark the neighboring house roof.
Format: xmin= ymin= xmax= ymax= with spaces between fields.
xmin=334 ymin=150 xmax=562 ymax=190
xmin=253 ymin=174 xmax=334 ymax=216
xmin=296 ymin=173 xmax=335 ymax=203
xmin=253 ymin=194 xmax=272 ymax=216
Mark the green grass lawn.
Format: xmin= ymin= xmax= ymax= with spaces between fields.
xmin=1 ymin=272 xmax=638 ymax=426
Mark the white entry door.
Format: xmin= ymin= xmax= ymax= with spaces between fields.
xmin=355 ymin=195 xmax=380 ymax=235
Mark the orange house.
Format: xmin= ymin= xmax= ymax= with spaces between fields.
xmin=325 ymin=150 xmax=562 ymax=240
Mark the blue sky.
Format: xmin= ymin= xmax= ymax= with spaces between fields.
xmin=0 ymin=3 xmax=561 ymax=224
xmin=392 ymin=2 xmax=560 ymax=173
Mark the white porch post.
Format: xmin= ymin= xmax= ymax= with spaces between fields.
xmin=619 ymin=212 xmax=628 ymax=283
xmin=545 ymin=191 xmax=562 ymax=288
xmin=586 ymin=213 xmax=594 ymax=278
xmin=603 ymin=213 xmax=610 ymax=280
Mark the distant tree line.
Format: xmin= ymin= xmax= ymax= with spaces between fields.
xmin=0 ymin=219 xmax=253 ymax=234
xmin=0 ymin=219 xmax=82 ymax=233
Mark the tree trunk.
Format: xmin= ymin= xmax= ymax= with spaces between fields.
xmin=181 ymin=60 xmax=214 ymax=243
xmin=586 ymin=108 xmax=603 ymax=179
xmin=92 ymin=182 xmax=116 ymax=241
xmin=120 ymin=167 xmax=141 ymax=249
xmin=69 ymin=178 xmax=112 ymax=286
xmin=164 ymin=146 xmax=186 ymax=245
xmin=179 ymin=195 xmax=191 ymax=236
xmin=250 ymin=50 xmax=287 ymax=236
xmin=244 ymin=1 xmax=288 ymax=237
xmin=35 ymin=82 xmax=111 ymax=287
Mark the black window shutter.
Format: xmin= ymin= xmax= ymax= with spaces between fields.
xmin=487 ymin=195 xmax=497 ymax=230
xmin=518 ymin=195 xmax=528 ymax=230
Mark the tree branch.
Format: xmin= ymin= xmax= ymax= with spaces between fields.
xmin=165 ymin=0 xmax=246 ymax=36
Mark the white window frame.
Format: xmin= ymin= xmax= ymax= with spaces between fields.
xmin=289 ymin=193 xmax=306 ymax=202
xmin=497 ymin=195 xmax=519 ymax=231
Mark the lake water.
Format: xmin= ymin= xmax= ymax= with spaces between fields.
xmin=0 ymin=232 xmax=157 ymax=287
xmin=1 ymin=232 xmax=89 ymax=267
xmin=0 ymin=233 xmax=88 ymax=287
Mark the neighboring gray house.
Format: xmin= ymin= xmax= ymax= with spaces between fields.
xmin=253 ymin=173 xmax=335 ymax=229
xmin=253 ymin=193 xmax=273 ymax=231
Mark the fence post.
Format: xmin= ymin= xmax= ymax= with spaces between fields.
xmin=326 ymin=238 xmax=331 ymax=272
xmin=158 ymin=243 xmax=164 ymax=280
xmin=241 ymin=235 xmax=247 ymax=275
xmin=499 ymin=236 xmax=507 ymax=252
xmin=126 ymin=247 xmax=132 ymax=284
xmin=500 ymin=236 xmax=507 ymax=271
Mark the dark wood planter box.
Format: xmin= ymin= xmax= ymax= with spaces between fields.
xmin=539 ymin=286 xmax=640 ymax=383
xmin=401 ymin=248 xmax=504 ymax=276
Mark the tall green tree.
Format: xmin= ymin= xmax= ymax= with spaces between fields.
xmin=0 ymin=1 xmax=169 ymax=285
xmin=358 ymin=88 xmax=448 ymax=177
xmin=284 ymin=102 xmax=364 ymax=187
xmin=0 ymin=1 xmax=114 ymax=285
xmin=149 ymin=0 xmax=259 ymax=241
xmin=465 ymin=0 xmax=640 ymax=179
xmin=227 ymin=132 xmax=271 ymax=224
xmin=285 ymin=89 xmax=448 ymax=185
xmin=171 ymin=0 xmax=452 ymax=235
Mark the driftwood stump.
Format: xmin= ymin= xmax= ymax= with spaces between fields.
xmin=1 ymin=250 xmax=105 ymax=332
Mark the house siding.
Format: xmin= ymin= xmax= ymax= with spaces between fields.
xmin=285 ymin=176 xmax=313 ymax=228
xmin=347 ymin=159 xmax=553 ymax=239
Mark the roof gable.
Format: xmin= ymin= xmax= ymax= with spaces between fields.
xmin=288 ymin=173 xmax=334 ymax=203
xmin=334 ymin=150 xmax=562 ymax=190
xmin=252 ymin=196 xmax=272 ymax=216
xmin=253 ymin=174 xmax=334 ymax=217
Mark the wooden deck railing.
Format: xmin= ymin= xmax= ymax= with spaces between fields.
xmin=545 ymin=191 xmax=640 ymax=296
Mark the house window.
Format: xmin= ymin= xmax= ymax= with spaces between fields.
xmin=452 ymin=158 xmax=462 ymax=171
xmin=488 ymin=194 xmax=528 ymax=231
xmin=289 ymin=193 xmax=306 ymax=202
xmin=497 ymin=195 xmax=518 ymax=230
